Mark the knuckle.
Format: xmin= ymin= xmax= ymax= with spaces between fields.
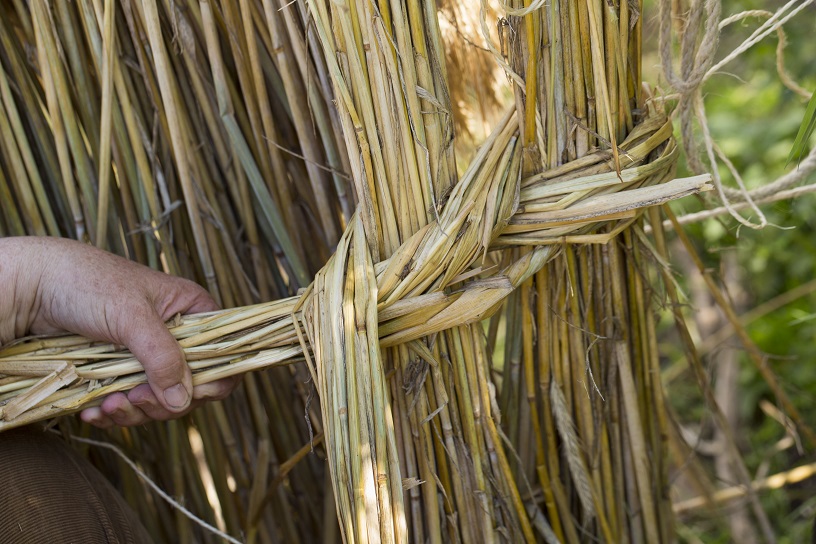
xmin=193 ymin=379 xmax=235 ymax=402
xmin=145 ymin=350 xmax=184 ymax=381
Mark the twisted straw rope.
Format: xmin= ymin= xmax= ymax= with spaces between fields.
xmin=0 ymin=104 xmax=709 ymax=432
xmin=660 ymin=0 xmax=816 ymax=230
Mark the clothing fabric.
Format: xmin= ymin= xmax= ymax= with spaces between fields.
xmin=0 ymin=427 xmax=154 ymax=544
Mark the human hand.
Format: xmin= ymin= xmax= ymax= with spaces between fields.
xmin=0 ymin=237 xmax=239 ymax=428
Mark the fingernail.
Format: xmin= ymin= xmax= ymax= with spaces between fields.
xmin=164 ymin=383 xmax=190 ymax=409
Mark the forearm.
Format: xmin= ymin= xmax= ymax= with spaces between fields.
xmin=0 ymin=237 xmax=45 ymax=345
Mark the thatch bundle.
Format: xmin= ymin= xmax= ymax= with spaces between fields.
xmin=0 ymin=1 xmax=731 ymax=542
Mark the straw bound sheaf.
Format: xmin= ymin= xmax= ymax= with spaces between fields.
xmin=0 ymin=109 xmax=708 ymax=429
xmin=0 ymin=0 xmax=712 ymax=542
xmin=0 ymin=107 xmax=708 ymax=539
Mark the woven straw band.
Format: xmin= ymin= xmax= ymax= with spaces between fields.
xmin=0 ymin=104 xmax=708 ymax=433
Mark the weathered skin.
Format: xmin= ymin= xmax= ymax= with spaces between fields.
xmin=0 ymin=237 xmax=239 ymax=428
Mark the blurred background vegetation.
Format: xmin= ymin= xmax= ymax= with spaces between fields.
xmin=640 ymin=1 xmax=816 ymax=541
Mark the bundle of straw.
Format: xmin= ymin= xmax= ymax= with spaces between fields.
xmin=0 ymin=0 xmax=714 ymax=542
xmin=0 ymin=109 xmax=708 ymax=431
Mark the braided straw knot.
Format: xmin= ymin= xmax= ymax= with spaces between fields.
xmin=0 ymin=103 xmax=710 ymax=435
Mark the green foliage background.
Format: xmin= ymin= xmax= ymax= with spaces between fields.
xmin=643 ymin=1 xmax=816 ymax=541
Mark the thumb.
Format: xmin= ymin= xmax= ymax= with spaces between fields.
xmin=119 ymin=304 xmax=192 ymax=413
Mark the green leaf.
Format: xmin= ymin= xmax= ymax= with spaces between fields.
xmin=787 ymin=90 xmax=816 ymax=166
